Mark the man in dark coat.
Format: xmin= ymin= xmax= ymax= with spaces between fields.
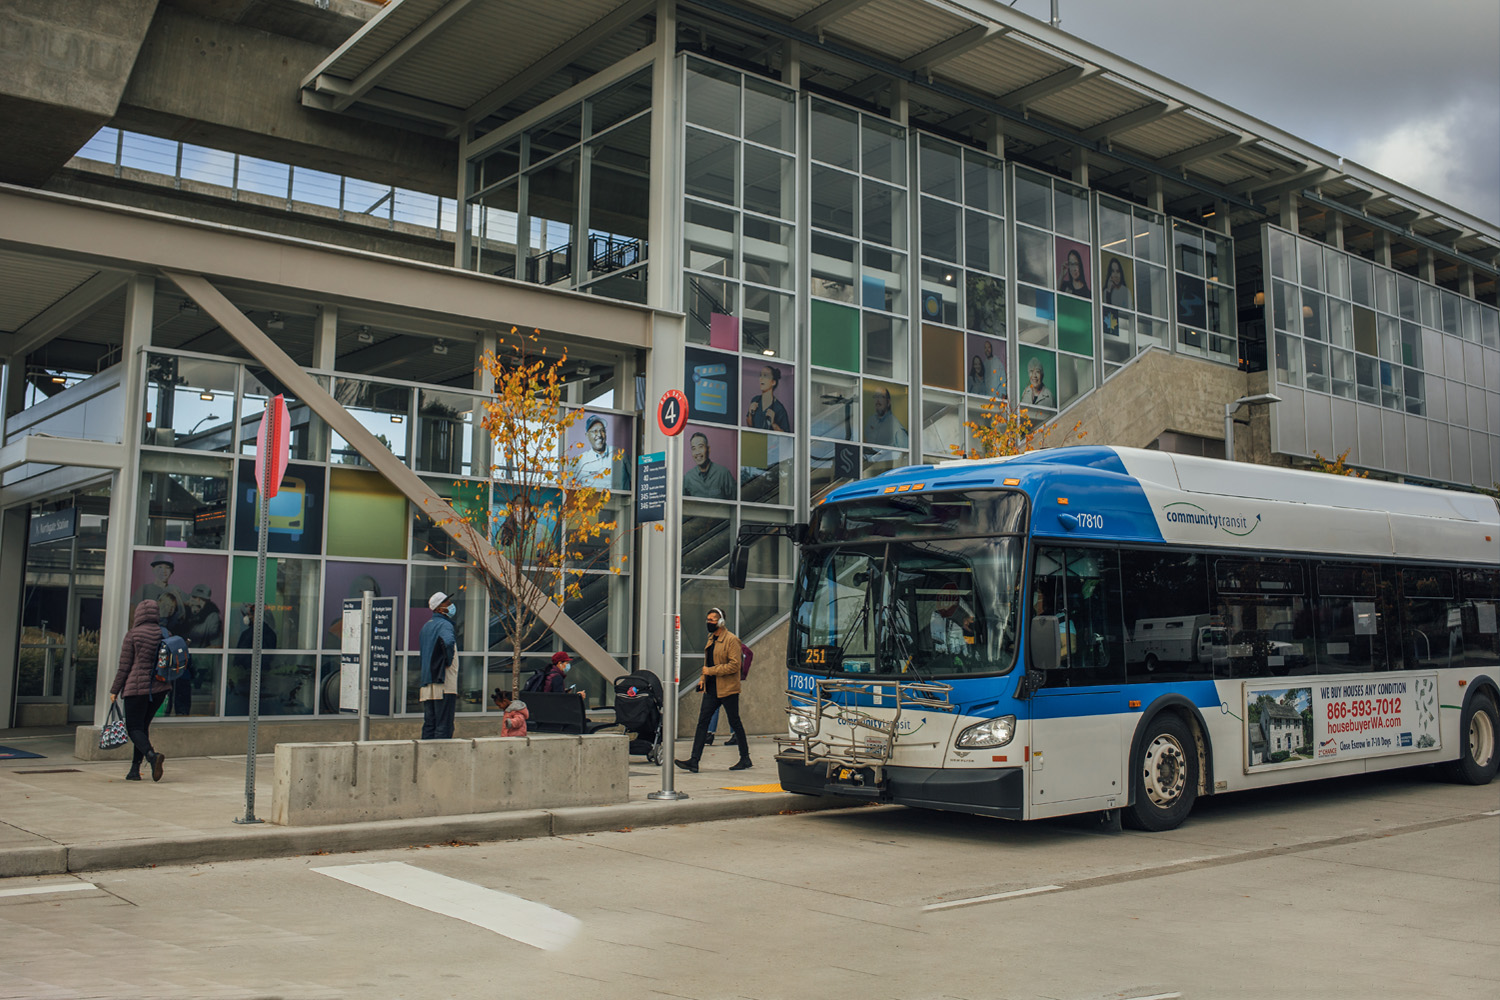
xmin=109 ymin=599 xmax=171 ymax=781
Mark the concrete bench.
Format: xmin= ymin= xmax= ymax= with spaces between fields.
xmin=523 ymin=691 xmax=615 ymax=735
xmin=271 ymin=733 xmax=628 ymax=826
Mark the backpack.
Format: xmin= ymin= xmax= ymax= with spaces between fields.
xmin=154 ymin=627 xmax=192 ymax=684
xmin=740 ymin=642 xmax=754 ymax=680
xmin=522 ymin=666 xmax=549 ymax=693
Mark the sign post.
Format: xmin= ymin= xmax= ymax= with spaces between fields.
xmin=236 ymin=394 xmax=289 ymax=825
xmin=649 ymin=390 xmax=689 ymax=802
xmin=340 ymin=593 xmax=395 ymax=739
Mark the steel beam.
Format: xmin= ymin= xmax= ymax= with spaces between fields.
xmin=163 ymin=270 xmax=627 ymax=683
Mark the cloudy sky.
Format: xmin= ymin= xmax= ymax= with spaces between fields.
xmin=1018 ymin=0 xmax=1500 ymax=225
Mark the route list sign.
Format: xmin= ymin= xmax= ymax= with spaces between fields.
xmin=636 ymin=451 xmax=666 ymax=523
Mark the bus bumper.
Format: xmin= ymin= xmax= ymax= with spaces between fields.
xmin=777 ymin=758 xmax=1024 ymax=820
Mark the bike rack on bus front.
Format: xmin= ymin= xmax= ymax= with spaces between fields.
xmin=775 ymin=676 xmax=957 ymax=780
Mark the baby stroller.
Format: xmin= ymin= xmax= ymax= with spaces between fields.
xmin=612 ymin=670 xmax=664 ymax=765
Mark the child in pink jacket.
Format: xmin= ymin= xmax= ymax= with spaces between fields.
xmin=496 ymin=691 xmax=529 ymax=737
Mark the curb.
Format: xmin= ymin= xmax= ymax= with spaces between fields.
xmin=3 ymin=793 xmax=857 ymax=876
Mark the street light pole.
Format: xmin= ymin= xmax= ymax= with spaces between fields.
xmin=1224 ymin=393 xmax=1282 ymax=462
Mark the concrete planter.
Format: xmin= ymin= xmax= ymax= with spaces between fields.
xmin=270 ymin=734 xmax=628 ymax=826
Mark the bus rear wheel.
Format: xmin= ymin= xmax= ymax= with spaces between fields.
xmin=1123 ymin=713 xmax=1198 ymax=832
xmin=1445 ymin=692 xmax=1498 ymax=786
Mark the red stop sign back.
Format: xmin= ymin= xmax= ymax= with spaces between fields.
xmin=253 ymin=394 xmax=291 ymax=497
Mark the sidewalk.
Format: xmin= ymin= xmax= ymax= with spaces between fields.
xmin=0 ymin=731 xmax=844 ymax=877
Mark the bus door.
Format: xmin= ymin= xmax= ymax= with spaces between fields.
xmin=1028 ymin=546 xmax=1129 ymax=810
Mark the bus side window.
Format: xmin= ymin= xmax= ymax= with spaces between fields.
xmin=1034 ymin=546 xmax=1125 ymax=689
xmin=1458 ymin=567 xmax=1499 ymax=671
xmin=1119 ymin=549 xmax=1213 ymax=683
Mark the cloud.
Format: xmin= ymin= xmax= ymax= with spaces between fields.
xmin=1352 ymin=99 xmax=1500 ymax=224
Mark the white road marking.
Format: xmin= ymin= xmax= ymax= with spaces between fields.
xmin=313 ymin=862 xmax=581 ymax=951
xmin=922 ymin=884 xmax=1063 ymax=911
xmin=0 ymin=882 xmax=97 ymax=899
xmin=1120 ymin=993 xmax=1183 ymax=1000
xmin=1482 ymin=809 xmax=1499 ymax=817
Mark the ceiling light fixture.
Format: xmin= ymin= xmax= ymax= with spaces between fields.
xmin=356 ymin=326 xmax=374 ymax=344
xmin=390 ymin=414 xmax=404 ymax=424
xmin=433 ymin=340 xmax=449 ymax=355
xmin=266 ymin=312 xmax=284 ymax=330
xmin=762 ymin=349 xmax=775 ymax=356
xmin=179 ymin=299 xmax=199 ymax=316
xmin=200 ymin=391 xmax=215 ymax=401
xmin=50 ymin=375 xmax=67 ymax=384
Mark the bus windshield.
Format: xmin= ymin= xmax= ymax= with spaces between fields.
xmin=794 ymin=491 xmax=1026 ymax=677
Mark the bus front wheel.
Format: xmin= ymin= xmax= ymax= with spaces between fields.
xmin=1124 ymin=713 xmax=1198 ymax=832
xmin=1445 ymin=692 xmax=1498 ymax=786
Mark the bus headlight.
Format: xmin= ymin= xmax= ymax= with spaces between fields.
xmin=955 ymin=715 xmax=1016 ymax=749
xmin=787 ymin=711 xmax=818 ymax=737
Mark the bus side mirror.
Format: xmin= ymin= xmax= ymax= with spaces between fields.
xmin=1029 ymin=615 xmax=1060 ymax=673
xmin=728 ymin=544 xmax=749 ymax=590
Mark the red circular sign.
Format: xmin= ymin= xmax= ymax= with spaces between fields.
xmin=657 ymin=389 xmax=689 ymax=437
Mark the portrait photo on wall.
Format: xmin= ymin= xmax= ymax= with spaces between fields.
xmin=1177 ymin=274 xmax=1207 ymax=330
xmin=233 ymin=461 xmax=325 ymax=556
xmin=321 ymin=560 xmax=407 ymax=650
xmin=861 ymin=380 xmax=910 ymax=448
xmin=682 ymin=423 xmax=737 ymax=500
xmin=130 ymin=550 xmax=229 ymax=649
xmin=684 ymin=346 xmax=738 ymax=426
xmin=491 ymin=484 xmax=561 ymax=557
xmin=1055 ymin=238 xmax=1092 ymax=298
xmin=965 ymin=333 xmax=1008 ymax=398
xmin=1016 ymin=346 xmax=1058 ymax=410
xmin=740 ymin=361 xmax=794 ymax=433
xmin=565 ymin=410 xmax=632 ymax=490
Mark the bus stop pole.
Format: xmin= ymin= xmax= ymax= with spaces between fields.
xmin=650 ymin=436 xmax=687 ymax=800
xmin=358 ymin=590 xmax=372 ymax=742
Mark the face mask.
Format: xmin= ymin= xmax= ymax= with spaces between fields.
xmin=561 ymin=663 xmax=570 ymax=674
xmin=706 ymin=621 xmax=718 ymax=634
xmin=242 ymin=615 xmax=251 ymax=626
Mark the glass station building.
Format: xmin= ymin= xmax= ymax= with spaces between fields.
xmin=1 ymin=0 xmax=1496 ymax=733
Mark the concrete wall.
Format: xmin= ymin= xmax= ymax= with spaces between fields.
xmin=74 ymin=713 xmax=546 ymax=762
xmin=270 ymin=734 xmax=629 ymax=826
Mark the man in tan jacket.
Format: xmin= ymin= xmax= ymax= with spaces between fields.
xmin=676 ymin=607 xmax=752 ymax=772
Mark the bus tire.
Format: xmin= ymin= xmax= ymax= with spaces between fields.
xmin=1144 ymin=654 xmax=1159 ymax=673
xmin=1123 ymin=713 xmax=1197 ymax=832
xmin=1445 ymin=692 xmax=1498 ymax=786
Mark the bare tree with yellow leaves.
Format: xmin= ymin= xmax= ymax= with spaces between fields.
xmin=949 ymin=392 xmax=1085 ymax=460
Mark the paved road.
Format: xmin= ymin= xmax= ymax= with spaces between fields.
xmin=2 ymin=768 xmax=1495 ymax=999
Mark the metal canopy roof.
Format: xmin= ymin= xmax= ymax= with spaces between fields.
xmin=300 ymin=0 xmax=1490 ymax=287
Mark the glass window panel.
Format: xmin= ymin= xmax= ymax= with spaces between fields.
xmin=1098 ymin=198 xmax=1131 ymax=256
xmin=1304 ymin=341 xmax=1329 ymax=393
xmin=1420 ymin=285 xmax=1440 ymax=330
xmin=588 ymin=68 xmax=652 ymax=135
xmin=963 ymin=149 xmax=1003 ymax=214
xmin=743 ymin=76 xmax=795 ymax=150
xmin=1380 ymin=362 xmax=1401 ymax=409
xmin=1275 ymin=332 xmax=1301 ymax=386
xmin=684 ymin=129 xmax=737 ymax=205
xmin=1267 ymin=228 xmax=1295 ymax=279
xmin=862 ymin=117 xmax=906 ymax=185
xmin=1396 ymin=274 xmax=1419 ymax=321
xmin=1136 ymin=262 xmax=1169 ymax=319
xmin=330 ymin=380 xmax=411 ymax=467
xmin=1349 ymin=258 xmax=1374 ymax=306
xmin=413 ymin=478 xmax=485 ymax=565
xmin=811 ymin=101 xmax=858 ymax=168
xmin=1440 ymin=290 xmax=1462 ymax=338
xmin=1178 ymin=323 xmax=1206 ymax=357
xmin=740 ymin=431 xmax=795 ymax=505
xmin=918 ymin=134 xmax=960 ymax=201
xmin=1207 ymin=233 xmax=1234 ymax=285
xmin=1016 ymin=347 xmax=1057 ymax=410
xmin=1272 ymin=280 xmax=1300 ymax=334
xmin=1133 ymin=210 xmax=1166 ymax=264
xmin=415 ymin=390 xmax=478 ymax=477
xmin=586 ymin=117 xmax=649 ymax=260
xmin=862 ymin=312 xmax=908 ymax=380
xmin=920 ymin=259 xmax=961 ymax=327
xmin=742 ymin=216 xmax=794 ymax=289
xmin=242 ymin=370 xmax=326 ymax=462
xmin=742 ymin=146 xmax=792 ymax=219
xmin=232 ymin=461 xmax=325 ymax=556
xmin=525 ymin=150 xmax=578 ymax=279
xmin=1462 ymin=299 xmax=1481 ymax=344
xmin=1053 ymin=183 xmax=1089 ymax=241
xmin=810 ymin=301 xmax=860 ymax=372
xmin=226 ymin=653 xmax=314 ymax=716
xmin=1056 ymin=353 xmax=1094 ymax=408
xmin=229 ymin=555 xmax=321 ymax=651
xmin=1174 ymin=225 xmax=1205 ymax=276
xmin=686 ymin=275 xmax=737 ymax=347
xmin=1403 ymin=369 xmax=1425 ymax=415
xmin=684 ymin=200 xmax=736 ymax=277
xmin=1137 ymin=316 xmax=1168 ymax=352
xmin=1057 ymin=295 xmax=1093 ymax=356
xmin=1400 ymin=321 xmax=1423 ymax=367
xmin=1206 ymin=284 xmax=1233 ymax=337
xmin=1302 ymin=290 xmax=1325 ymax=342
xmin=1481 ymin=306 xmax=1499 ymax=350
xmin=965 ymin=210 xmax=1004 ymax=275
xmin=1298 ymin=237 xmax=1324 ymax=290
xmin=1324 ymin=248 xmax=1349 ymax=300
xmin=920 ymin=195 xmax=961 ymax=263
xmin=327 ymin=468 xmax=408 ymax=559
xmin=922 ymin=325 xmax=964 ymax=391
xmin=1016 ymin=285 xmax=1055 ymax=348
xmin=862 ymin=179 xmax=906 ymax=248
xmin=1329 ymin=300 xmax=1354 ymax=349
xmin=862 ymin=245 xmax=907 ymax=313
xmin=1375 ymin=268 xmax=1397 ymax=315
xmin=810 ymin=165 xmax=857 ymax=236
xmin=1015 ymin=225 xmax=1051 ymax=287
xmin=1377 ymin=315 xmax=1402 ymax=362
xmin=1355 ymin=354 xmax=1379 ymax=404
xmin=809 ymin=371 xmax=860 ymax=441
xmin=1102 ymin=306 xmax=1132 ymax=363
xmin=808 ymin=235 xmax=859 ymax=311
xmin=1330 ymin=348 xmax=1355 ymax=398
xmin=1013 ymin=169 xmax=1051 ymax=229
xmin=686 ymin=61 xmax=740 ymax=133
xmin=144 ymin=354 xmax=237 ymax=452
xmin=136 ymin=452 xmax=231 ymax=549
xmin=965 ymin=272 xmax=1006 ymax=337
xmin=862 ymin=446 xmax=904 ymax=478
xmin=742 ymin=285 xmax=794 ymax=361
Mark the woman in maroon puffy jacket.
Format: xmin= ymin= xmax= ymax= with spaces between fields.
xmin=110 ymin=599 xmax=171 ymax=781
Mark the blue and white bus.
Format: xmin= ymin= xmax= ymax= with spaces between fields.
xmin=730 ymin=446 xmax=1500 ymax=831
